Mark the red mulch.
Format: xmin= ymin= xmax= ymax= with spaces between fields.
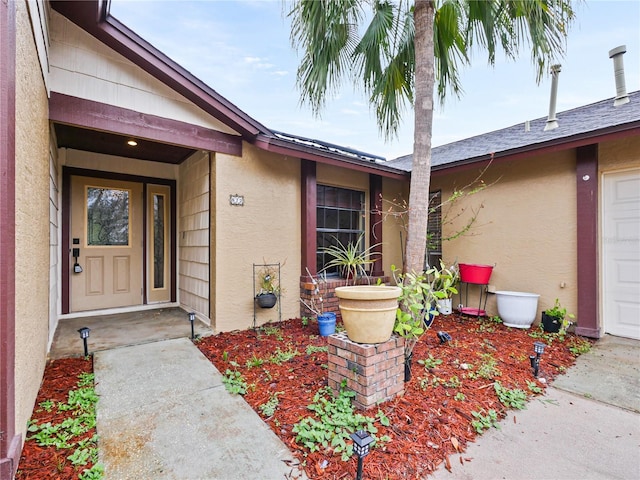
xmin=195 ymin=315 xmax=585 ymax=479
xmin=16 ymin=357 xmax=94 ymax=480
xmin=16 ymin=315 xmax=588 ymax=480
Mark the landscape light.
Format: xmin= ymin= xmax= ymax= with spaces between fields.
xmin=77 ymin=327 xmax=90 ymax=357
xmin=188 ymin=312 xmax=196 ymax=339
xmin=437 ymin=331 xmax=452 ymax=344
xmin=350 ymin=430 xmax=374 ymax=480
xmin=530 ymin=341 xmax=546 ymax=377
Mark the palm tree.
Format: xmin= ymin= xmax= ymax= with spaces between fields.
xmin=289 ymin=0 xmax=575 ymax=274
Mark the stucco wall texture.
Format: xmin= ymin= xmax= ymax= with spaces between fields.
xmin=213 ymin=144 xmax=301 ymax=332
xmin=14 ymin=0 xmax=50 ymax=438
xmin=599 ymin=136 xmax=640 ymax=173
xmin=433 ymin=150 xmax=578 ymax=324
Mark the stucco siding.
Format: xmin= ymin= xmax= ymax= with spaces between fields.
xmin=14 ymin=0 xmax=50 ymax=440
xmin=599 ymin=136 xmax=640 ymax=173
xmin=433 ymin=150 xmax=578 ymax=322
xmin=381 ymin=177 xmax=409 ymax=276
xmin=179 ymin=151 xmax=210 ymax=322
xmin=48 ymin=10 xmax=238 ymax=136
xmin=213 ymin=144 xmax=301 ymax=332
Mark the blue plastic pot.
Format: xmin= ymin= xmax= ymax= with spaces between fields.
xmin=317 ymin=312 xmax=337 ymax=336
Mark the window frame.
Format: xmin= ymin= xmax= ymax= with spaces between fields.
xmin=316 ymin=184 xmax=366 ymax=275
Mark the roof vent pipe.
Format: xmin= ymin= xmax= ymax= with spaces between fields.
xmin=544 ymin=64 xmax=562 ymax=131
xmin=609 ymin=45 xmax=629 ymax=106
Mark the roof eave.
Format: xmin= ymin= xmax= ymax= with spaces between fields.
xmin=432 ymin=121 xmax=640 ymax=174
xmin=254 ymin=135 xmax=410 ymax=181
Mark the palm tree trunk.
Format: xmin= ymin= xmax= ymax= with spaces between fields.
xmin=405 ymin=0 xmax=435 ymax=274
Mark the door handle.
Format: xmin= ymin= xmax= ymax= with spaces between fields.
xmin=72 ymin=240 xmax=83 ymax=273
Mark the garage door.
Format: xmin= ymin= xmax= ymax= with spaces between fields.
xmin=602 ymin=169 xmax=640 ymax=339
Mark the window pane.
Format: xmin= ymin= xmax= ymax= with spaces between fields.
xmin=338 ymin=209 xmax=352 ymax=229
xmin=316 ymin=185 xmax=365 ymax=273
xmin=153 ymin=194 xmax=165 ymax=289
xmin=316 ymin=207 xmax=324 ymax=228
xmin=427 ymin=191 xmax=442 ymax=267
xmin=87 ymin=187 xmax=129 ymax=246
xmin=325 ymin=208 xmax=338 ymax=229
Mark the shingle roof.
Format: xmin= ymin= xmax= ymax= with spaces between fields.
xmin=387 ymin=90 xmax=640 ymax=172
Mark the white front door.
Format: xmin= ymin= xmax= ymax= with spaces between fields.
xmin=602 ymin=169 xmax=640 ymax=339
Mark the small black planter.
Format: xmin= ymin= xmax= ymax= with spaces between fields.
xmin=256 ymin=293 xmax=277 ymax=308
xmin=542 ymin=312 xmax=562 ymax=333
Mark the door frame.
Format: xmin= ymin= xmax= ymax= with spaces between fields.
xmin=62 ymin=167 xmax=177 ymax=314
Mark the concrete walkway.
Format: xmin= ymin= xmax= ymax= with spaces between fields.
xmin=94 ymin=338 xmax=306 ymax=479
xmin=51 ymin=308 xmax=213 ymax=360
xmin=430 ymin=335 xmax=640 ymax=480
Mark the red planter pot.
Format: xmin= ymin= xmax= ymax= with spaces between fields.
xmin=459 ymin=263 xmax=493 ymax=284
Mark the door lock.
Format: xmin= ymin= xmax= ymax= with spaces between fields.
xmin=72 ymin=241 xmax=83 ymax=273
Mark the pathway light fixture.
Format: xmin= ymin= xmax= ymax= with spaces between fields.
xmin=77 ymin=327 xmax=90 ymax=357
xmin=188 ymin=312 xmax=196 ymax=339
xmin=437 ymin=331 xmax=452 ymax=344
xmin=350 ymin=429 xmax=374 ymax=480
xmin=530 ymin=341 xmax=546 ymax=377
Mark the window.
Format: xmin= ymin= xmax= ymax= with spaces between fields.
xmin=86 ymin=187 xmax=130 ymax=246
xmin=316 ymin=185 xmax=365 ymax=274
xmin=153 ymin=194 xmax=165 ymax=289
xmin=426 ymin=190 xmax=442 ymax=268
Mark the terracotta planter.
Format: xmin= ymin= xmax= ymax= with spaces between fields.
xmin=335 ymin=285 xmax=402 ymax=344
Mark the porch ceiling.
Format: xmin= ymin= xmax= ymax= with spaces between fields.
xmin=53 ymin=123 xmax=197 ymax=164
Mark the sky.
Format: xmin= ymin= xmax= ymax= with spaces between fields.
xmin=109 ymin=0 xmax=640 ymax=161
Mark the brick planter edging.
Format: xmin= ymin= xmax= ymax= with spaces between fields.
xmin=327 ymin=332 xmax=405 ymax=410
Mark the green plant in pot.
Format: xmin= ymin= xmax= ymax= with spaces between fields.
xmin=431 ymin=261 xmax=459 ymax=315
xmin=541 ymin=298 xmax=575 ymax=333
xmin=321 ymin=234 xmax=380 ymax=286
xmin=255 ymin=265 xmax=280 ymax=309
xmin=392 ymin=266 xmax=439 ymax=381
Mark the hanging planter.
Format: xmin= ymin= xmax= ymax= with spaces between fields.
xmin=335 ymin=285 xmax=402 ymax=343
xmin=255 ymin=292 xmax=277 ymax=309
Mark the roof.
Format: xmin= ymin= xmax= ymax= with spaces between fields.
xmin=388 ymin=90 xmax=640 ymax=172
xmin=50 ymin=1 xmax=409 ymax=180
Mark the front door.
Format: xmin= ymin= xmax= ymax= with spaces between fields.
xmin=602 ymin=169 xmax=640 ymax=339
xmin=70 ymin=176 xmax=143 ymax=311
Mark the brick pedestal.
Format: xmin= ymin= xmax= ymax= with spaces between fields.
xmin=327 ymin=332 xmax=405 ymax=410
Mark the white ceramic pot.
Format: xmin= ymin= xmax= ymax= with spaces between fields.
xmin=495 ymin=291 xmax=540 ymax=328
xmin=436 ymin=298 xmax=452 ymax=315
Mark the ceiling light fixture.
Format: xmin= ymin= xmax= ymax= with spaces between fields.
xmin=127 ymin=139 xmax=138 ymax=146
